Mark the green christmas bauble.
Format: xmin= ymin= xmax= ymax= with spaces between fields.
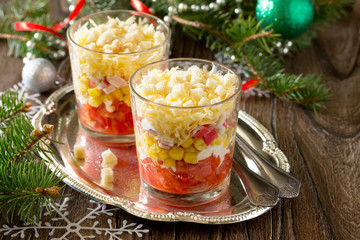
xmin=256 ymin=0 xmax=314 ymax=39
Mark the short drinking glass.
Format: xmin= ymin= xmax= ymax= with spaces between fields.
xmin=67 ymin=10 xmax=171 ymax=144
xmin=130 ymin=58 xmax=242 ymax=205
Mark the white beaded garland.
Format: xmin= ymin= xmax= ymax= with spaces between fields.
xmin=23 ymin=57 xmax=30 ymax=64
xmin=34 ymin=33 xmax=41 ymax=40
xmin=168 ymin=6 xmax=176 ymax=14
xmin=209 ymin=3 xmax=218 ymax=9
xmin=201 ymin=5 xmax=209 ymax=11
xmin=58 ymin=50 xmax=66 ymax=58
xmin=26 ymin=52 xmax=34 ymax=59
xmin=26 ymin=41 xmax=35 ymax=48
xmin=163 ymin=15 xmax=171 ymax=24
xmin=69 ymin=4 xmax=75 ymax=11
xmin=178 ymin=3 xmax=188 ymax=13
xmin=191 ymin=4 xmax=199 ymax=11
xmin=234 ymin=8 xmax=242 ymax=14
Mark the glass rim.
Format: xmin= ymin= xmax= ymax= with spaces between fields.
xmin=129 ymin=58 xmax=242 ymax=110
xmin=66 ymin=9 xmax=171 ymax=56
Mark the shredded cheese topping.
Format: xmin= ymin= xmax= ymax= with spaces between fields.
xmin=71 ymin=16 xmax=167 ymax=108
xmin=134 ymin=65 xmax=239 ymax=143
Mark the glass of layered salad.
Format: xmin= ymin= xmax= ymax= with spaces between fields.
xmin=130 ymin=58 xmax=242 ymax=205
xmin=67 ymin=10 xmax=171 ymax=144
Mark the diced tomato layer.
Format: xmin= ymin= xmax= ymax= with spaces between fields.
xmin=78 ymin=99 xmax=134 ymax=135
xmin=138 ymin=151 xmax=233 ymax=194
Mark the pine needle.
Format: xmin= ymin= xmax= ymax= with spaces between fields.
xmin=0 ymin=160 xmax=65 ymax=223
xmin=0 ymin=88 xmax=66 ymax=224
xmin=148 ymin=0 xmax=352 ymax=112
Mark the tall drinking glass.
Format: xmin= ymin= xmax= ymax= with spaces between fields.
xmin=67 ymin=10 xmax=171 ymax=144
xmin=130 ymin=58 xmax=242 ymax=205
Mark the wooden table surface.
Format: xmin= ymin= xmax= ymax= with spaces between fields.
xmin=0 ymin=2 xmax=359 ymax=240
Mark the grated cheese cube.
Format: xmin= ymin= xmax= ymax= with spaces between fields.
xmin=101 ymin=168 xmax=114 ymax=186
xmin=170 ymin=71 xmax=187 ymax=83
xmin=206 ymin=77 xmax=218 ymax=89
xmin=101 ymin=149 xmax=118 ymax=168
xmin=223 ymin=73 xmax=237 ymax=87
xmin=198 ymin=97 xmax=210 ymax=106
xmin=96 ymin=29 xmax=114 ymax=46
xmin=183 ymin=100 xmax=195 ymax=107
xmin=74 ymin=144 xmax=85 ymax=159
xmin=171 ymin=84 xmax=185 ymax=98
xmin=190 ymin=88 xmax=205 ymax=99
xmin=215 ymin=85 xmax=226 ymax=98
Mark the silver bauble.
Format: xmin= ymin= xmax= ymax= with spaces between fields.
xmin=22 ymin=58 xmax=57 ymax=93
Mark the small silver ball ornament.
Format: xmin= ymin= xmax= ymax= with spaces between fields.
xmin=22 ymin=58 xmax=57 ymax=93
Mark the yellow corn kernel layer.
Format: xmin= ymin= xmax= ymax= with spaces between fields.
xmin=141 ymin=130 xmax=232 ymax=168
xmin=169 ymin=146 xmax=185 ymax=160
xmin=78 ymin=76 xmax=131 ymax=109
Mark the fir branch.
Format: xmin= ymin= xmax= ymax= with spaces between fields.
xmin=162 ymin=1 xmax=332 ymax=111
xmin=72 ymin=0 xmax=128 ymax=17
xmin=0 ymin=90 xmax=32 ymax=128
xmin=0 ymin=33 xmax=27 ymax=41
xmin=0 ymin=0 xmax=52 ymax=58
xmin=0 ymin=114 xmax=56 ymax=164
xmin=14 ymin=124 xmax=54 ymax=162
xmin=0 ymin=91 xmax=66 ymax=224
xmin=172 ymin=15 xmax=231 ymax=45
xmin=240 ymin=29 xmax=274 ymax=44
xmin=242 ymin=55 xmax=263 ymax=82
xmin=240 ymin=45 xmax=329 ymax=111
xmin=0 ymin=160 xmax=65 ymax=223
xmin=89 ymin=0 xmax=98 ymax=11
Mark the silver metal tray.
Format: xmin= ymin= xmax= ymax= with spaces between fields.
xmin=32 ymin=84 xmax=290 ymax=224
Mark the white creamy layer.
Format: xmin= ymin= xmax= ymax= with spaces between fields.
xmin=197 ymin=144 xmax=229 ymax=164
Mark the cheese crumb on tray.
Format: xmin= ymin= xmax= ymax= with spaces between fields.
xmin=101 ymin=149 xmax=118 ymax=168
xmin=100 ymin=168 xmax=114 ymax=188
xmin=74 ymin=144 xmax=85 ymax=159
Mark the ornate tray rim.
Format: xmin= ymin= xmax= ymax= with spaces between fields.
xmin=32 ymin=84 xmax=290 ymax=224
